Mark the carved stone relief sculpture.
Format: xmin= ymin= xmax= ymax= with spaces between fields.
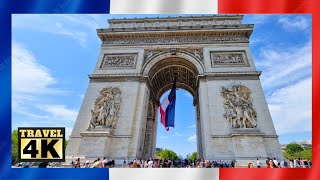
xmin=100 ymin=54 xmax=137 ymax=68
xmin=210 ymin=51 xmax=247 ymax=67
xmin=88 ymin=87 xmax=121 ymax=131
xmin=221 ymin=84 xmax=257 ymax=129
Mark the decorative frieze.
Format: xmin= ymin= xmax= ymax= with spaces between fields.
xmin=100 ymin=54 xmax=137 ymax=68
xmin=104 ymin=35 xmax=249 ymax=46
xmin=210 ymin=51 xmax=248 ymax=67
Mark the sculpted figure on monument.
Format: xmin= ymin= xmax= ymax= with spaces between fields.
xmin=88 ymin=87 xmax=121 ymax=130
xmin=194 ymin=50 xmax=202 ymax=60
xmin=221 ymin=84 xmax=257 ymax=129
xmin=146 ymin=51 xmax=154 ymax=59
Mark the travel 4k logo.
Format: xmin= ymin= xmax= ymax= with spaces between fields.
xmin=18 ymin=127 xmax=65 ymax=162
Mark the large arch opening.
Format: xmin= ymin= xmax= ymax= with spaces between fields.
xmin=141 ymin=56 xmax=203 ymax=160
xmin=156 ymin=89 xmax=197 ymax=159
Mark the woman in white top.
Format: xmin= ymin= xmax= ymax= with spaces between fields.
xmin=147 ymin=159 xmax=153 ymax=168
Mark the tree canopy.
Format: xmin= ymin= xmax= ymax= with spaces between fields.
xmin=283 ymin=143 xmax=311 ymax=160
xmin=188 ymin=152 xmax=198 ymax=161
xmin=12 ymin=129 xmax=19 ymax=164
xmin=285 ymin=143 xmax=304 ymax=155
xmin=157 ymin=149 xmax=179 ymax=160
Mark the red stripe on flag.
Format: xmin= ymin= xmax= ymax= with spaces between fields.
xmin=160 ymin=106 xmax=166 ymax=128
xmin=218 ymin=0 xmax=312 ymax=13
xmin=219 ymin=169 xmax=317 ymax=180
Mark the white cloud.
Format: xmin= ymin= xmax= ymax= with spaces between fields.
xmin=256 ymin=40 xmax=311 ymax=92
xmin=278 ymin=16 xmax=310 ymax=31
xmin=187 ymin=134 xmax=196 ymax=142
xmin=12 ymin=14 xmax=107 ymax=47
xmin=37 ymin=104 xmax=78 ymax=121
xmin=12 ymin=43 xmax=56 ymax=94
xmin=13 ymin=104 xmax=78 ymax=138
xmin=12 ymin=42 xmax=78 ymax=139
xmin=268 ymin=78 xmax=311 ymax=135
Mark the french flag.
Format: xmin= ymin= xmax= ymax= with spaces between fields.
xmin=160 ymin=79 xmax=176 ymax=131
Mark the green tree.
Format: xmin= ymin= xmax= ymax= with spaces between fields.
xmin=158 ymin=149 xmax=179 ymax=160
xmin=188 ymin=152 xmax=198 ymax=161
xmin=297 ymin=148 xmax=312 ymax=160
xmin=283 ymin=151 xmax=295 ymax=160
xmin=285 ymin=143 xmax=304 ymax=155
xmin=155 ymin=148 xmax=163 ymax=157
xmin=12 ymin=129 xmax=19 ymax=164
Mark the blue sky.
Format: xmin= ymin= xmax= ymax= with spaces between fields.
xmin=12 ymin=14 xmax=311 ymax=158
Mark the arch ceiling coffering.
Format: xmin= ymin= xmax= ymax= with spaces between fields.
xmin=148 ymin=57 xmax=199 ymax=100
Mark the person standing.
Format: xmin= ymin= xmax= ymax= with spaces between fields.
xmin=111 ymin=159 xmax=115 ymax=167
xmin=102 ymin=157 xmax=108 ymax=167
xmin=256 ymin=158 xmax=260 ymax=168
xmin=231 ymin=160 xmax=235 ymax=168
xmin=289 ymin=159 xmax=294 ymax=168
xmin=273 ymin=158 xmax=278 ymax=167
xmin=248 ymin=163 xmax=254 ymax=168
xmin=82 ymin=160 xmax=90 ymax=168
xmin=293 ymin=158 xmax=297 ymax=168
xmin=268 ymin=159 xmax=278 ymax=168
xmin=147 ymin=158 xmax=153 ymax=168
xmin=122 ymin=159 xmax=126 ymax=168
xmin=75 ymin=158 xmax=80 ymax=168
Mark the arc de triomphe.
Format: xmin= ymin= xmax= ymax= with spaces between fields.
xmin=66 ymin=15 xmax=283 ymax=165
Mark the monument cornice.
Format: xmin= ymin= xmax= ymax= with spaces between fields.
xmin=98 ymin=28 xmax=253 ymax=36
xmin=89 ymin=71 xmax=261 ymax=79
xmin=98 ymin=28 xmax=253 ymax=46
xmin=97 ymin=24 xmax=253 ymax=33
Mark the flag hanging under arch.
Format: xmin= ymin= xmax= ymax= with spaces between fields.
xmin=160 ymin=79 xmax=176 ymax=131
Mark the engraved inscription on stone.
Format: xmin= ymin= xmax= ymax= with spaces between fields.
xmin=100 ymin=54 xmax=137 ymax=68
xmin=210 ymin=51 xmax=247 ymax=67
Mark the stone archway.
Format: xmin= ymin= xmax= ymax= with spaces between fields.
xmin=66 ymin=15 xmax=283 ymax=167
xmin=140 ymin=52 xmax=204 ymax=159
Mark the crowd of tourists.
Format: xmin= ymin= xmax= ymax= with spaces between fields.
xmin=253 ymin=158 xmax=312 ymax=168
xmin=71 ymin=157 xmax=115 ymax=168
xmin=71 ymin=157 xmax=312 ymax=168
xmin=127 ymin=158 xmax=235 ymax=168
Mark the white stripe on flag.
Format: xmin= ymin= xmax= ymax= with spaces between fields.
xmin=110 ymin=0 xmax=218 ymax=14
xmin=160 ymin=95 xmax=170 ymax=111
xmin=109 ymin=169 xmax=219 ymax=180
